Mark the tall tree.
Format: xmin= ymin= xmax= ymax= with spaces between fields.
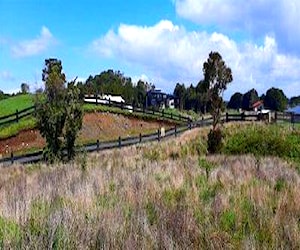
xmin=242 ymin=89 xmax=259 ymax=110
xmin=264 ymin=87 xmax=288 ymax=111
xmin=289 ymin=96 xmax=300 ymax=107
xmin=21 ymin=83 xmax=30 ymax=94
xmin=203 ymin=52 xmax=233 ymax=153
xmin=227 ymin=92 xmax=243 ymax=110
xmin=173 ymin=83 xmax=186 ymax=110
xmin=203 ymin=51 xmax=233 ymax=130
xmin=36 ymin=59 xmax=82 ymax=162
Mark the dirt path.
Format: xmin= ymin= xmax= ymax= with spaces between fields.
xmin=0 ymin=112 xmax=174 ymax=157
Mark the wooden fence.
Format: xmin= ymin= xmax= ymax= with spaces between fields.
xmin=0 ymin=97 xmax=191 ymax=127
xmin=0 ymin=106 xmax=35 ymax=126
xmin=0 ymin=121 xmax=200 ymax=165
xmin=225 ymin=112 xmax=300 ymax=124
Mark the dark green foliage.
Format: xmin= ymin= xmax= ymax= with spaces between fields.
xmin=207 ymin=128 xmax=223 ymax=154
xmin=242 ymin=88 xmax=259 ymax=110
xmin=172 ymin=81 xmax=210 ymax=114
xmin=203 ymin=52 xmax=233 ymax=130
xmin=21 ymin=83 xmax=30 ymax=94
xmin=83 ymin=70 xmax=148 ymax=106
xmin=64 ymin=81 xmax=83 ymax=160
xmin=289 ymin=95 xmax=300 ymax=107
xmin=0 ymin=90 xmax=10 ymax=101
xmin=173 ymin=83 xmax=186 ymax=110
xmin=227 ymin=92 xmax=243 ymax=109
xmin=264 ymin=87 xmax=288 ymax=111
xmin=35 ymin=59 xmax=83 ymax=162
xmin=223 ymin=124 xmax=300 ymax=163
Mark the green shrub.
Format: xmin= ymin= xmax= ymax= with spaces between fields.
xmin=207 ymin=128 xmax=223 ymax=154
xmin=223 ymin=124 xmax=300 ymax=163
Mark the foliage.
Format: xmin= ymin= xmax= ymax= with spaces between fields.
xmin=241 ymin=88 xmax=259 ymax=110
xmin=81 ymin=70 xmax=149 ymax=107
xmin=227 ymin=92 xmax=243 ymax=110
xmin=289 ymin=95 xmax=300 ymax=107
xmin=0 ymin=90 xmax=10 ymax=101
xmin=35 ymin=59 xmax=83 ymax=162
xmin=173 ymin=81 xmax=210 ymax=114
xmin=207 ymin=128 xmax=223 ymax=154
xmin=223 ymin=124 xmax=300 ymax=163
xmin=203 ymin=51 xmax=233 ymax=130
xmin=264 ymin=87 xmax=288 ymax=111
xmin=21 ymin=83 xmax=30 ymax=94
xmin=202 ymin=52 xmax=232 ymax=154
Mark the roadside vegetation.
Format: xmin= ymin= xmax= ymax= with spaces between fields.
xmin=0 ymin=124 xmax=299 ymax=248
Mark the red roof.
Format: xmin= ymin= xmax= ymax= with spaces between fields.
xmin=252 ymin=100 xmax=263 ymax=108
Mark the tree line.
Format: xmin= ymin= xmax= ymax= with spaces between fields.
xmin=228 ymin=87 xmax=289 ymax=112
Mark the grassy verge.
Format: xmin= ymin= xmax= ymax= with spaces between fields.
xmin=83 ymin=104 xmax=183 ymax=124
xmin=0 ymin=94 xmax=34 ymax=116
xmin=0 ymin=128 xmax=299 ymax=248
xmin=0 ymin=117 xmax=37 ymax=140
xmin=222 ymin=123 xmax=300 ymax=164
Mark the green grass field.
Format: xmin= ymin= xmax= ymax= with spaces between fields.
xmin=0 ymin=94 xmax=34 ymax=117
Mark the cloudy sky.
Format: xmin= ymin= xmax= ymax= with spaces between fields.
xmin=0 ymin=0 xmax=299 ymax=100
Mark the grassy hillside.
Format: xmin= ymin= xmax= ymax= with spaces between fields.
xmin=0 ymin=124 xmax=299 ymax=248
xmin=0 ymin=94 xmax=34 ymax=117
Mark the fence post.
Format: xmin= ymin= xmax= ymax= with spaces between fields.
xmin=121 ymin=102 xmax=124 ymax=110
xmin=241 ymin=112 xmax=245 ymax=121
xmin=291 ymin=113 xmax=295 ymax=125
xmin=109 ymin=98 xmax=111 ymax=107
xmin=139 ymin=133 xmax=142 ymax=143
xmin=189 ymin=122 xmax=192 ymax=130
xmin=157 ymin=129 xmax=160 ymax=141
xmin=95 ymin=94 xmax=98 ymax=105
xmin=132 ymin=102 xmax=135 ymax=112
xmin=143 ymin=105 xmax=145 ymax=114
xmin=11 ymin=152 xmax=14 ymax=164
xmin=96 ymin=139 xmax=100 ymax=150
xmin=226 ymin=112 xmax=229 ymax=123
xmin=175 ymin=125 xmax=177 ymax=137
xmin=162 ymin=109 xmax=164 ymax=117
xmin=118 ymin=136 xmax=121 ymax=148
xmin=16 ymin=109 xmax=19 ymax=123
xmin=275 ymin=112 xmax=277 ymax=123
xmin=171 ymin=113 xmax=173 ymax=120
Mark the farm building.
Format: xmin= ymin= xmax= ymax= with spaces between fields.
xmin=146 ymin=89 xmax=175 ymax=109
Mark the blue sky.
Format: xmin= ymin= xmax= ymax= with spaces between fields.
xmin=1 ymin=0 xmax=300 ymax=100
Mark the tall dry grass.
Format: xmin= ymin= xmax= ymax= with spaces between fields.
xmin=0 ymin=126 xmax=299 ymax=249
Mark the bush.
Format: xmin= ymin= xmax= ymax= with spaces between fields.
xmin=207 ymin=128 xmax=223 ymax=154
xmin=223 ymin=124 xmax=300 ymax=163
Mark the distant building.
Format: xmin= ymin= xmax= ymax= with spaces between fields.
xmin=146 ymin=89 xmax=175 ymax=109
xmin=251 ymin=100 xmax=264 ymax=112
xmin=286 ymin=105 xmax=300 ymax=115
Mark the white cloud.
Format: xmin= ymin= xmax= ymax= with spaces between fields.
xmin=91 ymin=20 xmax=300 ymax=99
xmin=11 ymin=26 xmax=55 ymax=58
xmin=175 ymin=0 xmax=300 ymax=54
xmin=0 ymin=71 xmax=15 ymax=81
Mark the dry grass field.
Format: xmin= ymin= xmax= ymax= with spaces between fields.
xmin=0 ymin=124 xmax=300 ymax=249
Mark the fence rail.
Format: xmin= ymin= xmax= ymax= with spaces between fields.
xmin=0 ymin=97 xmax=191 ymax=127
xmin=225 ymin=112 xmax=300 ymax=124
xmin=0 ymin=119 xmax=211 ymax=166
xmin=0 ymin=106 xmax=35 ymax=126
